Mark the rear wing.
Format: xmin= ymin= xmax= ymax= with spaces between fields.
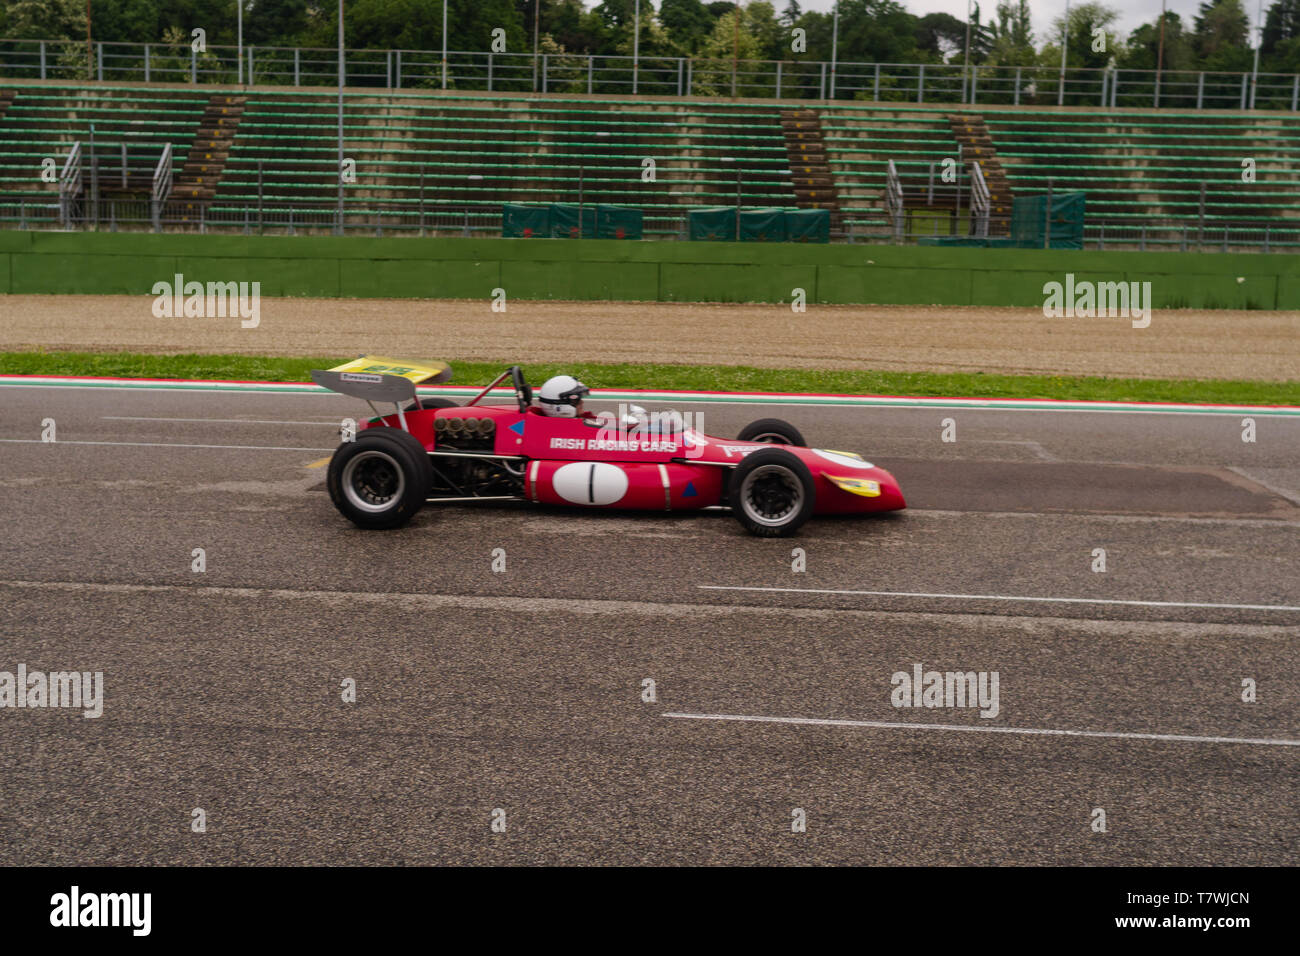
xmin=310 ymin=355 xmax=453 ymax=433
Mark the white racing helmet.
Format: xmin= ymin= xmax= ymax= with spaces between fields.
xmin=537 ymin=374 xmax=590 ymax=417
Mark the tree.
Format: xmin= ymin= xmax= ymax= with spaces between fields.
xmin=986 ymin=0 xmax=1036 ymax=67
xmin=1120 ymin=11 xmax=1195 ymax=73
xmin=833 ymin=0 xmax=924 ymax=65
xmin=1262 ymin=0 xmax=1300 ymax=54
xmin=694 ymin=5 xmax=763 ymax=95
xmin=4 ymin=0 xmax=86 ymax=40
xmin=1049 ymin=2 xmax=1121 ymax=69
xmin=1193 ymin=0 xmax=1252 ymax=69
xmin=915 ymin=12 xmax=966 ymax=63
xmin=660 ymin=0 xmax=714 ymax=53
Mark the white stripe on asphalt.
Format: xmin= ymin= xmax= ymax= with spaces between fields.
xmin=662 ymin=712 xmax=1300 ymax=747
xmin=0 ymin=439 xmax=334 ymax=452
xmin=698 ymin=585 xmax=1300 ymax=613
xmin=2 ymin=376 xmax=1297 ymax=416
xmin=102 ymin=416 xmax=342 ymax=425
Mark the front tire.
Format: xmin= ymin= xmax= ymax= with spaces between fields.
xmin=728 ymin=448 xmax=816 ymax=537
xmin=327 ymin=428 xmax=433 ymax=529
xmin=737 ymin=418 xmax=806 ymax=446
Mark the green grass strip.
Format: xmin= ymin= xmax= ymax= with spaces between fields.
xmin=2 ymin=349 xmax=1296 ymax=406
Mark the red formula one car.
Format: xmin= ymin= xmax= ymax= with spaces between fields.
xmin=312 ymin=358 xmax=906 ymax=537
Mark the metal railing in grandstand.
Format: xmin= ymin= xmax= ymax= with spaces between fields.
xmin=4 ymin=39 xmax=1300 ymax=111
xmin=4 ymin=196 xmax=1298 ymax=254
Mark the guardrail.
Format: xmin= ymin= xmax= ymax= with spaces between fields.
xmin=968 ymin=161 xmax=990 ymax=239
xmin=885 ymin=159 xmax=904 ymax=241
xmin=4 ymin=38 xmax=1300 ymax=110
xmin=151 ymin=142 xmax=173 ymax=231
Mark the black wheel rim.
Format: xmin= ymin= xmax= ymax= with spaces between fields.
xmin=342 ymin=450 xmax=404 ymax=512
xmin=740 ymin=464 xmax=802 ymax=526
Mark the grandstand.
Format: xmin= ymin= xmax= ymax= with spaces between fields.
xmin=3 ymin=80 xmax=1300 ymax=249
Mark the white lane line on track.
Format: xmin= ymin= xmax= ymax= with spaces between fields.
xmin=661 ymin=712 xmax=1300 ymax=748
xmin=102 ymin=416 xmax=341 ymax=426
xmin=0 ymin=439 xmax=334 ymax=452
xmin=3 ymin=377 xmax=1298 ymax=417
xmin=699 ymin=585 xmax=1300 ymax=613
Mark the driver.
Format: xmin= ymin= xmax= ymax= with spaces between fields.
xmin=537 ymin=374 xmax=593 ymax=419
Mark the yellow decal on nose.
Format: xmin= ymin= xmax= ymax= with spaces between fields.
xmin=826 ymin=475 xmax=881 ymax=497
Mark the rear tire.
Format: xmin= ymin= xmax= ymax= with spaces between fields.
xmin=737 ymin=418 xmax=806 ymax=446
xmin=327 ymin=428 xmax=433 ymax=529
xmin=727 ymin=447 xmax=816 ymax=537
xmin=407 ymin=397 xmax=459 ymax=411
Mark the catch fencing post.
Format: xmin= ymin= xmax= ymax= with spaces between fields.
xmin=1014 ymin=67 xmax=1021 ymax=105
xmin=295 ymin=49 xmax=300 ymax=86
xmin=1196 ymin=72 xmax=1204 ymax=109
xmin=1198 ymin=182 xmax=1206 ymax=248
xmin=1043 ymin=177 xmax=1052 ymax=250
xmin=917 ymin=64 xmax=924 ymax=103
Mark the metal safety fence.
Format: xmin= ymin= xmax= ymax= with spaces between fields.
xmin=4 ymin=39 xmax=1300 ymax=111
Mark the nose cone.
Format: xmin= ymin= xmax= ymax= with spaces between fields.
xmin=870 ymin=466 xmax=907 ymax=511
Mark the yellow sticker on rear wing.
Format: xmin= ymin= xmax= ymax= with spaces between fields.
xmin=329 ymin=355 xmax=452 ymax=385
xmin=825 ymin=475 xmax=881 ymax=497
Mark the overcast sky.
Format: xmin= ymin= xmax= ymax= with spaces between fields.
xmin=787 ymin=1 xmax=1268 ymax=46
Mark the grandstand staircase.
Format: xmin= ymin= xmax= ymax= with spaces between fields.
xmin=171 ymin=93 xmax=247 ymax=220
xmin=947 ymin=114 xmax=1013 ymax=236
xmin=0 ymin=89 xmax=15 ymax=124
xmin=780 ymin=109 xmax=842 ymax=234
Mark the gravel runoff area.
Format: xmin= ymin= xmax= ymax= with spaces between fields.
xmin=0 ymin=295 xmax=1296 ymax=381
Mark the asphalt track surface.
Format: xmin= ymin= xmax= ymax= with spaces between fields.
xmin=1 ymin=384 xmax=1298 ymax=865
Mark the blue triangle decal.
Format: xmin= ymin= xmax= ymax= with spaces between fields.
xmin=683 ymin=481 xmax=697 ymax=497
xmin=508 ymin=420 xmax=525 ymax=437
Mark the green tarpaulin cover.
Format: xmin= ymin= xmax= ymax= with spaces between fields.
xmin=1010 ymin=192 xmax=1086 ymax=248
xmin=502 ymin=203 xmax=550 ymax=238
xmin=739 ymin=207 xmax=786 ymax=242
xmin=688 ymin=207 xmax=737 ymax=241
xmin=596 ymin=204 xmax=642 ymax=240
xmin=549 ymin=204 xmax=597 ymax=239
xmin=784 ymin=208 xmax=831 ymax=243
